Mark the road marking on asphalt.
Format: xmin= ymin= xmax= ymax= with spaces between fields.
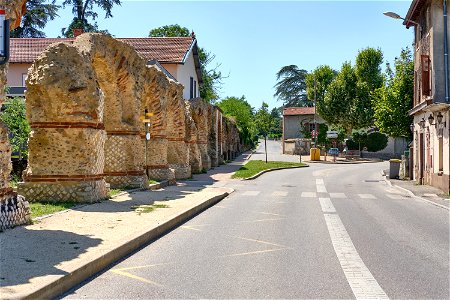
xmin=301 ymin=192 xmax=317 ymax=198
xmin=271 ymin=191 xmax=288 ymax=197
xmin=258 ymin=212 xmax=285 ymax=217
xmin=323 ymin=213 xmax=389 ymax=299
xmin=110 ymin=269 xmax=165 ymax=287
xmin=386 ymin=194 xmax=404 ymax=200
xmin=181 ymin=225 xmax=203 ymax=231
xmin=358 ymin=194 xmax=377 ymax=199
xmin=329 ymin=192 xmax=346 ymax=199
xmin=242 ymin=191 xmax=261 ymax=196
xmin=238 ymin=218 xmax=285 ymax=223
xmin=316 ymin=178 xmax=328 ymax=193
xmin=228 ymin=235 xmax=290 ymax=248
xmin=221 ymin=248 xmax=288 ymax=258
xmin=214 ymin=205 xmax=228 ymax=209
xmin=319 ymin=198 xmax=336 ymax=213
xmin=113 ymin=263 xmax=173 ymax=271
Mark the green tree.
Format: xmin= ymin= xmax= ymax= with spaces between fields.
xmin=0 ymin=97 xmax=30 ymax=159
xmin=217 ymin=96 xmax=256 ymax=146
xmin=149 ymin=24 xmax=190 ymax=37
xmin=61 ymin=0 xmax=121 ymax=37
xmin=10 ymin=0 xmax=59 ymax=38
xmin=373 ymin=48 xmax=414 ymax=138
xmin=149 ymin=24 xmax=224 ymax=103
xmin=355 ymin=47 xmax=384 ymax=91
xmin=254 ymin=102 xmax=276 ymax=162
xmin=274 ymin=65 xmax=310 ymax=107
xmin=269 ymin=107 xmax=282 ymax=139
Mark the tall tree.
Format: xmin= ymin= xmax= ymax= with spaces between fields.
xmin=373 ymin=47 xmax=414 ymax=138
xmin=217 ymin=96 xmax=256 ymax=146
xmin=305 ymin=65 xmax=336 ymax=124
xmin=61 ymin=0 xmax=121 ymax=37
xmin=254 ymin=102 xmax=276 ymax=162
xmin=10 ymin=0 xmax=59 ymax=38
xmin=0 ymin=97 xmax=30 ymax=159
xmin=274 ymin=65 xmax=310 ymax=107
xmin=149 ymin=24 xmax=224 ymax=103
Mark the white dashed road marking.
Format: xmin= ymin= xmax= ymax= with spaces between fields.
xmin=242 ymin=191 xmax=261 ymax=196
xmin=386 ymin=194 xmax=404 ymax=200
xmin=301 ymin=192 xmax=317 ymax=198
xmin=271 ymin=191 xmax=288 ymax=197
xmin=319 ymin=198 xmax=336 ymax=213
xmin=358 ymin=194 xmax=376 ymax=199
xmin=316 ymin=178 xmax=328 ymax=193
xmin=329 ymin=192 xmax=346 ymax=198
xmin=324 ymin=214 xmax=389 ymax=299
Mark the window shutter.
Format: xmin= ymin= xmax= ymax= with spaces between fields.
xmin=421 ymin=55 xmax=430 ymax=96
xmin=190 ymin=77 xmax=194 ymax=99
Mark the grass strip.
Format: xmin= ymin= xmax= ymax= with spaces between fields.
xmin=30 ymin=202 xmax=77 ymax=218
xmin=232 ymin=160 xmax=306 ymax=179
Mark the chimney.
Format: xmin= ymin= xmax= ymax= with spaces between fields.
xmin=73 ymin=28 xmax=84 ymax=37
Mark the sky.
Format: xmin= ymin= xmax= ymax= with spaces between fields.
xmin=43 ymin=1 xmax=414 ymax=110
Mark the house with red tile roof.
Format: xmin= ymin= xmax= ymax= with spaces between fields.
xmin=7 ymin=36 xmax=202 ymax=100
xmin=282 ymin=106 xmax=326 ymax=154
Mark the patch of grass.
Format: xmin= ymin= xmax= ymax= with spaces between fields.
xmin=30 ymin=202 xmax=77 ymax=218
xmin=131 ymin=203 xmax=169 ymax=215
xmin=232 ymin=160 xmax=306 ymax=179
xmin=109 ymin=189 xmax=123 ymax=197
xmin=148 ymin=179 xmax=159 ymax=184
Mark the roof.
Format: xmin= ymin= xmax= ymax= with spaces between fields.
xmin=10 ymin=37 xmax=196 ymax=64
xmin=283 ymin=107 xmax=315 ymax=116
xmin=404 ymin=0 xmax=426 ymax=28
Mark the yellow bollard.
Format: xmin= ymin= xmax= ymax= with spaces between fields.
xmin=310 ymin=148 xmax=320 ymax=161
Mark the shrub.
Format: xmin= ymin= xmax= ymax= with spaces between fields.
xmin=365 ymin=132 xmax=388 ymax=152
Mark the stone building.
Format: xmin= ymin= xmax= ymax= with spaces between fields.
xmin=405 ymin=0 xmax=450 ymax=193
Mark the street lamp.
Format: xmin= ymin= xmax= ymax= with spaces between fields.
xmin=383 ymin=11 xmax=420 ymax=26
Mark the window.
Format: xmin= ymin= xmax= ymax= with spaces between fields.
xmin=22 ymin=73 xmax=27 ymax=87
xmin=194 ymin=80 xmax=197 ymax=98
xmin=189 ymin=77 xmax=194 ymax=99
xmin=421 ymin=55 xmax=430 ymax=96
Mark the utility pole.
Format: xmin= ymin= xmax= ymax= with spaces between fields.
xmin=314 ymin=75 xmax=317 ymax=146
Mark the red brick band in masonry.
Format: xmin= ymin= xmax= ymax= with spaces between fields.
xmin=30 ymin=122 xmax=105 ymax=130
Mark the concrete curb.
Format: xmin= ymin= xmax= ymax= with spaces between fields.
xmin=383 ymin=176 xmax=449 ymax=211
xmin=22 ymin=189 xmax=233 ymax=300
xmin=243 ymin=165 xmax=309 ymax=180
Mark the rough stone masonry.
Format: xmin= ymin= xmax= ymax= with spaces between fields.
xmin=17 ymin=33 xmax=241 ymax=203
xmin=0 ymin=0 xmax=31 ymax=231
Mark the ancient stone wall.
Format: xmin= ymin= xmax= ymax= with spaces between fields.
xmin=0 ymin=0 xmax=31 ymax=230
xmin=18 ymin=34 xmax=241 ymax=203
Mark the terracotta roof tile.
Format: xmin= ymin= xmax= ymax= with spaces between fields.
xmin=283 ymin=107 xmax=315 ymax=116
xmin=10 ymin=37 xmax=195 ymax=64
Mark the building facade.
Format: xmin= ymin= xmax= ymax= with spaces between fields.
xmin=406 ymin=0 xmax=450 ymax=193
xmin=7 ymin=37 xmax=202 ymax=100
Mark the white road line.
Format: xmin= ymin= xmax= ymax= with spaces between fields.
xmin=242 ymin=191 xmax=261 ymax=196
xmin=358 ymin=194 xmax=377 ymax=199
xmin=319 ymin=198 xmax=336 ymax=213
xmin=271 ymin=191 xmax=288 ymax=197
xmin=316 ymin=178 xmax=328 ymax=193
xmin=385 ymin=194 xmax=405 ymax=200
xmin=301 ymin=192 xmax=317 ymax=198
xmin=329 ymin=193 xmax=346 ymax=199
xmin=324 ymin=213 xmax=389 ymax=299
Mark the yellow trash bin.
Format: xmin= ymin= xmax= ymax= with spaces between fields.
xmin=310 ymin=147 xmax=320 ymax=161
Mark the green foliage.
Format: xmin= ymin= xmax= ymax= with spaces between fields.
xmin=345 ymin=139 xmax=359 ymax=150
xmin=0 ymin=97 xmax=30 ymax=159
xmin=61 ymin=0 xmax=120 ymax=37
xmin=274 ymin=65 xmax=311 ymax=107
xmin=373 ymin=48 xmax=414 ymax=138
xmin=355 ymin=48 xmax=384 ymax=91
xmin=10 ymin=0 xmax=59 ymax=38
xmin=305 ymin=65 xmax=337 ymax=108
xmin=30 ymin=202 xmax=77 ymax=218
xmin=217 ymin=96 xmax=257 ymax=146
xmin=254 ymin=102 xmax=276 ymax=137
xmin=149 ymin=24 xmax=190 ymax=37
xmin=316 ymin=123 xmax=329 ymax=146
xmin=232 ymin=160 xmax=306 ymax=179
xmin=365 ymin=132 xmax=388 ymax=152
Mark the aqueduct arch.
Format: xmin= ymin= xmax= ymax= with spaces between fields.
xmin=16 ymin=33 xmax=241 ymax=203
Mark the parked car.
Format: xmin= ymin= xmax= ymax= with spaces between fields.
xmin=328 ymin=148 xmax=339 ymax=156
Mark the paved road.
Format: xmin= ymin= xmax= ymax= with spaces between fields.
xmin=61 ymin=141 xmax=449 ymax=299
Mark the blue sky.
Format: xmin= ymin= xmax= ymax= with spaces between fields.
xmin=44 ymin=1 xmax=414 ymax=110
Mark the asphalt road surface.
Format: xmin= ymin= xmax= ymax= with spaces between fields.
xmin=61 ymin=142 xmax=449 ymax=299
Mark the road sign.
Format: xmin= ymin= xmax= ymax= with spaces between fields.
xmin=326 ymin=130 xmax=338 ymax=139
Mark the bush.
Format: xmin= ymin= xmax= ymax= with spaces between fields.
xmin=365 ymin=132 xmax=388 ymax=152
xmin=345 ymin=139 xmax=359 ymax=150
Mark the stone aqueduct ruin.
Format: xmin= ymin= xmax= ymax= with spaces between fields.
xmin=15 ymin=34 xmax=242 ymax=203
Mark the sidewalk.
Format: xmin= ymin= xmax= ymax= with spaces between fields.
xmin=0 ymin=152 xmax=252 ymax=300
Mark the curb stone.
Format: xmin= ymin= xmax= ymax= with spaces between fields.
xmin=21 ymin=189 xmax=233 ymax=300
xmin=243 ymin=165 xmax=309 ymax=180
xmin=383 ymin=176 xmax=449 ymax=211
